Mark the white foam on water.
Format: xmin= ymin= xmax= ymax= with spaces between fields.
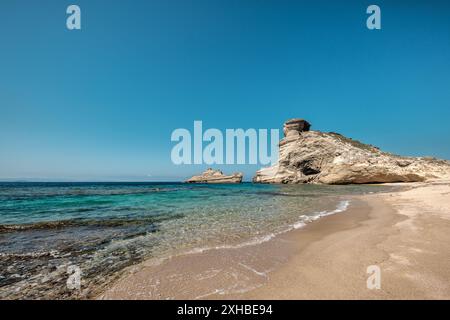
xmin=121 ymin=200 xmax=351 ymax=268
xmin=238 ymin=262 xmax=268 ymax=278
xmin=184 ymin=233 xmax=278 ymax=255
xmin=180 ymin=199 xmax=351 ymax=257
xmin=292 ymin=221 xmax=307 ymax=229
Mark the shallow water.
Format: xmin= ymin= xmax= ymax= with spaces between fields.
xmin=0 ymin=182 xmax=395 ymax=299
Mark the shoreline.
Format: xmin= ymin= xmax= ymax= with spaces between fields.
xmin=98 ymin=181 xmax=450 ymax=300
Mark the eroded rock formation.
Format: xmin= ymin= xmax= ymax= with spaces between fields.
xmin=253 ymin=119 xmax=450 ymax=184
xmin=186 ymin=168 xmax=243 ymax=184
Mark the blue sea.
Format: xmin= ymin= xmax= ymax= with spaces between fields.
xmin=0 ymin=182 xmax=394 ymax=299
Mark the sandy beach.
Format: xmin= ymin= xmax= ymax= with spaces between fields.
xmin=99 ymin=181 xmax=450 ymax=300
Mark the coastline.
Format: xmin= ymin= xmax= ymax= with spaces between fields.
xmin=98 ymin=181 xmax=450 ymax=300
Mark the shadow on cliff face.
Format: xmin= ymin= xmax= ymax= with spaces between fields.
xmin=253 ymin=118 xmax=450 ymax=184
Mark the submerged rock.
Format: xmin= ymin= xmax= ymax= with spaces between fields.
xmin=186 ymin=168 xmax=243 ymax=184
xmin=254 ymin=119 xmax=450 ymax=184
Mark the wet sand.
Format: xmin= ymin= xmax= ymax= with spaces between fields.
xmin=98 ymin=181 xmax=450 ymax=300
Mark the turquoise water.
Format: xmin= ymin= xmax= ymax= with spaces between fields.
xmin=0 ymin=182 xmax=393 ymax=299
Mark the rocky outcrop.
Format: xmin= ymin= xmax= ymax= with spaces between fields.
xmin=253 ymin=119 xmax=450 ymax=184
xmin=283 ymin=118 xmax=311 ymax=137
xmin=186 ymin=168 xmax=243 ymax=184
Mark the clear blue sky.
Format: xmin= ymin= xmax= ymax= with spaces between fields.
xmin=1 ymin=0 xmax=449 ymax=181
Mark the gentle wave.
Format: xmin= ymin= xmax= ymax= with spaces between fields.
xmin=174 ymin=200 xmax=351 ymax=258
xmin=297 ymin=199 xmax=350 ymax=223
xmin=1 ymin=181 xmax=392 ymax=299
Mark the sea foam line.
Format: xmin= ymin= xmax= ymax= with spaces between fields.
xmin=136 ymin=200 xmax=351 ymax=268
xmin=183 ymin=200 xmax=351 ymax=256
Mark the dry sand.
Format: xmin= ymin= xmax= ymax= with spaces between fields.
xmin=98 ymin=181 xmax=450 ymax=300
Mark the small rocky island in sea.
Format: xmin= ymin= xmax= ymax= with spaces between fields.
xmin=253 ymin=118 xmax=450 ymax=184
xmin=186 ymin=168 xmax=243 ymax=184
